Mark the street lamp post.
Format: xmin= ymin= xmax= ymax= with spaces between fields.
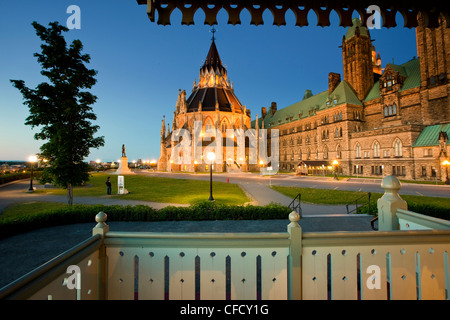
xmin=27 ymin=155 xmax=37 ymax=193
xmin=207 ymin=152 xmax=215 ymax=201
xmin=443 ymin=160 xmax=450 ymax=185
xmin=333 ymin=160 xmax=339 ymax=180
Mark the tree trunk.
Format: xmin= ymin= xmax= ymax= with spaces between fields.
xmin=67 ymin=183 xmax=73 ymax=206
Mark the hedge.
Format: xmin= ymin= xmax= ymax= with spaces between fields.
xmin=0 ymin=201 xmax=291 ymax=239
xmin=0 ymin=172 xmax=42 ymax=185
xmin=356 ymin=200 xmax=449 ymax=221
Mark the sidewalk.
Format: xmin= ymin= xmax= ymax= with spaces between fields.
xmin=238 ymin=180 xmax=352 ymax=216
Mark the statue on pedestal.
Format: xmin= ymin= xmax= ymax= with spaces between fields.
xmin=115 ymin=144 xmax=133 ymax=175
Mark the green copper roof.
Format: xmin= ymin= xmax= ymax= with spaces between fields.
xmin=413 ymin=124 xmax=450 ymax=147
xmin=252 ymin=80 xmax=362 ymax=129
xmin=345 ymin=18 xmax=369 ymax=40
xmin=365 ymin=57 xmax=420 ymax=102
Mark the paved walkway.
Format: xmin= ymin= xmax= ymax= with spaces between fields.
xmin=0 ymin=177 xmax=375 ymax=289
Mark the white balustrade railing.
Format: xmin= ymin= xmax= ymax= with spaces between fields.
xmin=0 ymin=176 xmax=449 ymax=300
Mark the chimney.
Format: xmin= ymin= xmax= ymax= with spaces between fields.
xmin=270 ymin=102 xmax=277 ymax=116
xmin=328 ymin=72 xmax=341 ymax=94
xmin=261 ymin=107 xmax=267 ymax=118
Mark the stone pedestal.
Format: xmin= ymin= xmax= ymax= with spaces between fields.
xmin=115 ymin=156 xmax=134 ymax=175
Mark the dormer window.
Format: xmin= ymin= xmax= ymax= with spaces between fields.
xmin=380 ymin=68 xmax=406 ymax=94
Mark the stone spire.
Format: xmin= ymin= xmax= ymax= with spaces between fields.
xmin=161 ymin=115 xmax=166 ymax=140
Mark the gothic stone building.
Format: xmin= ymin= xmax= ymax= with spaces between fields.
xmin=158 ymin=39 xmax=254 ymax=172
xmin=255 ymin=15 xmax=449 ymax=182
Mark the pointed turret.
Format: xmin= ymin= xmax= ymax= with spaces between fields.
xmin=185 ymin=35 xmax=244 ymax=114
xmin=201 ymin=39 xmax=226 ymax=75
xmin=161 ymin=116 xmax=166 ymax=140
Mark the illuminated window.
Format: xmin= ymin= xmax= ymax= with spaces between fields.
xmin=355 ymin=143 xmax=361 ymax=158
xmin=373 ymin=141 xmax=380 ymax=157
xmin=205 ymin=119 xmax=213 ymax=132
xmin=394 ymin=139 xmax=402 ymax=157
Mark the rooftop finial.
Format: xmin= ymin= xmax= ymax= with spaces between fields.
xmin=210 ymin=26 xmax=217 ymax=42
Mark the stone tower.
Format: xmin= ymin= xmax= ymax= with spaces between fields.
xmin=342 ymin=18 xmax=376 ymax=101
xmin=157 ymin=37 xmax=252 ymax=172
xmin=415 ymin=12 xmax=450 ymax=125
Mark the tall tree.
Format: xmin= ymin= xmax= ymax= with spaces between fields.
xmin=11 ymin=21 xmax=104 ymax=206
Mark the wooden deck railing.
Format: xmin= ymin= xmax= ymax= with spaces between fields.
xmin=0 ymin=176 xmax=449 ymax=300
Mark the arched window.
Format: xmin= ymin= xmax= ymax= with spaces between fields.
xmin=392 ymin=103 xmax=397 ymax=115
xmin=205 ymin=118 xmax=213 ymax=132
xmin=394 ymin=139 xmax=403 ymax=157
xmin=355 ymin=143 xmax=361 ymax=158
xmin=373 ymin=141 xmax=380 ymax=157
xmin=221 ymin=119 xmax=228 ymax=133
xmin=336 ymin=145 xmax=342 ymax=159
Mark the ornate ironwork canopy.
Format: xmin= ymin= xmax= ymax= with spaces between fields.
xmin=136 ymin=0 xmax=449 ymax=28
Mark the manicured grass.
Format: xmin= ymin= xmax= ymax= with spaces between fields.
xmin=271 ymin=185 xmax=376 ymax=205
xmin=272 ymin=185 xmax=449 ymax=206
xmin=271 ymin=185 xmax=450 ymax=219
xmin=34 ymin=173 xmax=250 ymax=206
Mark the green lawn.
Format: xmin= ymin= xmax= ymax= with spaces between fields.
xmin=34 ymin=173 xmax=250 ymax=206
xmin=271 ymin=185 xmax=450 ymax=217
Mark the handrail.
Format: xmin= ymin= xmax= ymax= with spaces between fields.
xmin=345 ymin=192 xmax=371 ymax=214
xmin=288 ymin=192 xmax=302 ymax=217
xmin=0 ymin=234 xmax=102 ymax=300
xmin=396 ymin=209 xmax=450 ymax=230
xmin=302 ymin=229 xmax=450 ymax=246
xmin=370 ymin=216 xmax=378 ymax=230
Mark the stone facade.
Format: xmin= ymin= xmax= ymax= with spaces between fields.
xmin=157 ymin=15 xmax=450 ymax=181
xmin=158 ymin=39 xmax=255 ymax=173
xmin=261 ymin=15 xmax=450 ymax=182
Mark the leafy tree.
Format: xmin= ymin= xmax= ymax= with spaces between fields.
xmin=11 ymin=21 xmax=104 ymax=206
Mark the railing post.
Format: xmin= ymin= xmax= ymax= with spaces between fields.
xmin=377 ymin=176 xmax=407 ymax=231
xmin=287 ymin=211 xmax=302 ymax=300
xmin=92 ymin=212 xmax=109 ymax=300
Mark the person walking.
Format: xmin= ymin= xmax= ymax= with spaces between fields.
xmin=106 ymin=177 xmax=112 ymax=195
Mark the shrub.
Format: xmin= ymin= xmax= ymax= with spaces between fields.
xmin=355 ymin=200 xmax=449 ymax=221
xmin=0 ymin=171 xmax=42 ymax=185
xmin=0 ymin=202 xmax=291 ymax=239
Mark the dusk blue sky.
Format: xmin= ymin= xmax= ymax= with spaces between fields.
xmin=0 ymin=1 xmax=418 ymax=162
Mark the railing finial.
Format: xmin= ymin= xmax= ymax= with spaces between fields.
xmin=377 ymin=175 xmax=407 ymax=231
xmin=288 ymin=211 xmax=300 ymax=228
xmin=93 ymin=211 xmax=109 ymax=237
